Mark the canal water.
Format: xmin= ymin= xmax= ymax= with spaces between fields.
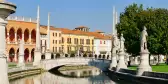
xmin=9 ymin=69 xmax=131 ymax=84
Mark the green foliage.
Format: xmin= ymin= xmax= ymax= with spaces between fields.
xmin=117 ymin=3 xmax=168 ymax=56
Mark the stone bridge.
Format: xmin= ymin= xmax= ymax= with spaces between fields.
xmin=40 ymin=57 xmax=111 ymax=71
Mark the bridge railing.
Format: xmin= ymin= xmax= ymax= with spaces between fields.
xmin=47 ymin=54 xmax=112 ymax=61
xmin=40 ymin=57 xmax=111 ymax=71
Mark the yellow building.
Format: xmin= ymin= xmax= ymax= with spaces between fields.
xmin=42 ymin=26 xmax=94 ymax=56
xmin=57 ymin=26 xmax=94 ymax=56
xmin=49 ymin=27 xmax=62 ymax=53
xmin=6 ymin=16 xmax=111 ymax=62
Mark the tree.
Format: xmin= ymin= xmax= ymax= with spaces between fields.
xmin=117 ymin=3 xmax=168 ymax=57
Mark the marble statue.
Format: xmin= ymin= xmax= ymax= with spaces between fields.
xmin=116 ymin=33 xmax=127 ymax=71
xmin=140 ymin=26 xmax=148 ymax=52
xmin=110 ymin=35 xmax=119 ymax=69
xmin=119 ymin=34 xmax=125 ymax=52
xmin=112 ymin=35 xmax=119 ymax=52
xmin=137 ymin=26 xmax=152 ymax=76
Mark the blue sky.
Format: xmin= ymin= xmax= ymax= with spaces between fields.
xmin=8 ymin=0 xmax=168 ymax=33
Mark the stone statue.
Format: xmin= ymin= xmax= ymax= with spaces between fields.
xmin=137 ymin=26 xmax=152 ymax=76
xmin=119 ymin=33 xmax=125 ymax=52
xmin=116 ymin=33 xmax=127 ymax=71
xmin=140 ymin=26 xmax=148 ymax=52
xmin=112 ymin=35 xmax=119 ymax=52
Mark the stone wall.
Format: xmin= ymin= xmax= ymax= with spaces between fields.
xmin=118 ymin=68 xmax=136 ymax=75
xmin=107 ymin=69 xmax=168 ymax=84
xmin=143 ymin=71 xmax=168 ymax=79
xmin=8 ymin=68 xmax=42 ymax=81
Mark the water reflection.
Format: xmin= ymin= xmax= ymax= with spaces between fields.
xmin=59 ymin=68 xmax=101 ymax=78
xmin=10 ymin=70 xmax=117 ymax=84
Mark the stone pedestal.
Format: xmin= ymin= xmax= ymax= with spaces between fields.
xmin=45 ymin=51 xmax=51 ymax=59
xmin=137 ymin=51 xmax=152 ymax=76
xmin=116 ymin=51 xmax=127 ymax=71
xmin=33 ymin=50 xmax=41 ymax=66
xmin=17 ymin=38 xmax=25 ymax=69
xmin=134 ymin=56 xmax=139 ymax=65
xmin=0 ymin=1 xmax=16 ymax=83
xmin=0 ymin=57 xmax=9 ymax=84
xmin=110 ymin=53 xmax=117 ymax=70
xmin=17 ymin=55 xmax=25 ymax=69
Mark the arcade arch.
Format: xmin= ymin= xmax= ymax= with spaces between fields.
xmin=17 ymin=28 xmax=22 ymax=40
xmin=24 ymin=28 xmax=29 ymax=43
xmin=9 ymin=48 xmax=15 ymax=62
xmin=31 ymin=29 xmax=36 ymax=43
xmin=24 ymin=48 xmax=29 ymax=62
xmin=9 ymin=27 xmax=15 ymax=42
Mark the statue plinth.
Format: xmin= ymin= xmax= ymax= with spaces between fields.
xmin=18 ymin=39 xmax=25 ymax=69
xmin=110 ymin=51 xmax=117 ymax=70
xmin=33 ymin=50 xmax=41 ymax=66
xmin=137 ymin=50 xmax=152 ymax=76
xmin=116 ymin=34 xmax=127 ymax=71
xmin=116 ymin=50 xmax=127 ymax=71
xmin=0 ymin=1 xmax=16 ymax=84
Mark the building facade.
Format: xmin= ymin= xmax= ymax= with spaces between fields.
xmin=49 ymin=28 xmax=62 ymax=54
xmin=57 ymin=27 xmax=94 ymax=56
xmin=6 ymin=16 xmax=112 ymax=62
xmin=6 ymin=16 xmax=47 ymax=62
xmin=94 ymin=39 xmax=111 ymax=56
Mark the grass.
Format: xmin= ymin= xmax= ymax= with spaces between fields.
xmin=128 ymin=63 xmax=168 ymax=73
xmin=8 ymin=62 xmax=33 ymax=68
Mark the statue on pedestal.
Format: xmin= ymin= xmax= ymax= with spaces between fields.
xmin=112 ymin=35 xmax=119 ymax=53
xmin=140 ymin=26 xmax=148 ymax=52
xmin=116 ymin=33 xmax=127 ymax=71
xmin=119 ymin=34 xmax=125 ymax=52
xmin=137 ymin=26 xmax=152 ymax=76
xmin=110 ymin=34 xmax=119 ymax=69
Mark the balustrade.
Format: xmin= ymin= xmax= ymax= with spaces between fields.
xmin=7 ymin=16 xmax=37 ymax=23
